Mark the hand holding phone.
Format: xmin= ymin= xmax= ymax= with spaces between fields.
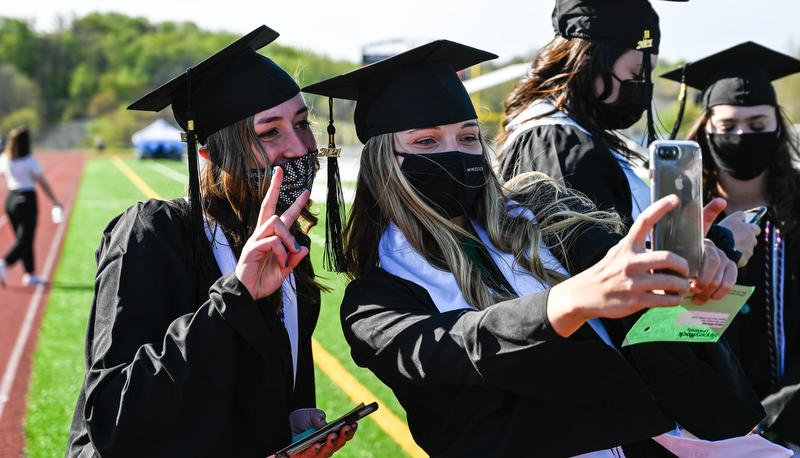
xmin=744 ymin=206 xmax=767 ymax=224
xmin=274 ymin=402 xmax=377 ymax=457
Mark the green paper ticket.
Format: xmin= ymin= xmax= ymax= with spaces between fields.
xmin=622 ymin=285 xmax=754 ymax=346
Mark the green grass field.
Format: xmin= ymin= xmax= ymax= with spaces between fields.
xmin=24 ymin=156 xmax=414 ymax=457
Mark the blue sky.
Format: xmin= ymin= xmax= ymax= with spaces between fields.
xmin=4 ymin=0 xmax=799 ymax=66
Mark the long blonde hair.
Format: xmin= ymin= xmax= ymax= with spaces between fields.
xmin=344 ymin=131 xmax=622 ymax=310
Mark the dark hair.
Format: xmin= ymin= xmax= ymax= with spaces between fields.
xmin=499 ymin=36 xmax=643 ymax=163
xmin=6 ymin=125 xmax=31 ymax=159
xmin=688 ymin=107 xmax=800 ymax=238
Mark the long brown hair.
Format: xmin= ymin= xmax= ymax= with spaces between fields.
xmin=687 ymin=107 xmax=800 ymax=238
xmin=499 ymin=36 xmax=642 ymax=163
xmin=4 ymin=126 xmax=31 ymax=159
xmin=192 ymin=115 xmax=324 ymax=308
xmin=343 ymin=131 xmax=622 ymax=310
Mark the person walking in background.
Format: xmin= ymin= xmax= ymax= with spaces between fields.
xmin=662 ymin=41 xmax=800 ymax=452
xmin=0 ymin=125 xmax=62 ymax=287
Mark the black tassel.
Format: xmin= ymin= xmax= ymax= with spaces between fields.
xmin=321 ymin=97 xmax=346 ymax=272
xmin=669 ymin=66 xmax=687 ymax=140
xmin=643 ymin=50 xmax=657 ymax=146
xmin=184 ymin=67 xmax=207 ymax=271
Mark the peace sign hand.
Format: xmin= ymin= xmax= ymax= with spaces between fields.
xmin=235 ymin=167 xmax=310 ymax=300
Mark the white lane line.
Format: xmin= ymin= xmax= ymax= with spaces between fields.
xmin=145 ymin=161 xmax=188 ymax=183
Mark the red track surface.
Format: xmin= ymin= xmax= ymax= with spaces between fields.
xmin=0 ymin=152 xmax=85 ymax=457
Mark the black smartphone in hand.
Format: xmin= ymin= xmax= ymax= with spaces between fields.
xmin=274 ymin=402 xmax=378 ymax=457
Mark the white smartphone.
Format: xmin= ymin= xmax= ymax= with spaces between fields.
xmin=649 ymin=140 xmax=704 ymax=278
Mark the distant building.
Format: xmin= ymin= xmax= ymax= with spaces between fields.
xmin=362 ymin=39 xmax=417 ymax=66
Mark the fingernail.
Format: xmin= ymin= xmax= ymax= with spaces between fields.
xmin=295 ymin=242 xmax=300 ymax=249
xmin=331 ymin=438 xmax=336 ymax=444
xmin=285 ymin=260 xmax=289 ymax=267
xmin=345 ymin=430 xmax=350 ymax=436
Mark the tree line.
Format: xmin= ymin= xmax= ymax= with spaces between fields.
xmin=1 ymin=13 xmax=799 ymax=149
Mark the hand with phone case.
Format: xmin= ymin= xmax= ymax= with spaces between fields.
xmin=649 ymin=141 xmax=738 ymax=304
xmin=650 ymin=141 xmax=704 ymax=278
xmin=717 ymin=207 xmax=763 ymax=267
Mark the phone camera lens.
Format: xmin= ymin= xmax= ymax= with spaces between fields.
xmin=658 ymin=147 xmax=678 ymax=159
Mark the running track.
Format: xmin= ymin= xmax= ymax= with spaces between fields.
xmin=0 ymin=153 xmax=85 ymax=457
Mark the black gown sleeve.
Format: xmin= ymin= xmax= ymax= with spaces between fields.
xmin=499 ymin=124 xmax=635 ymax=226
xmin=341 ymin=269 xmax=674 ymax=457
xmin=66 ymin=200 xmax=307 ymax=458
xmin=502 ymin=125 xmax=765 ymax=440
xmin=762 ymin=355 xmax=800 ymax=442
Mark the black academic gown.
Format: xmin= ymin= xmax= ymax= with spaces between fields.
xmin=341 ymin=268 xmax=675 ymax=458
xmin=499 ymin=117 xmax=765 ymax=437
xmin=723 ymin=209 xmax=800 ymax=444
xmin=499 ymin=121 xmax=637 ymax=226
xmin=341 ymin=219 xmax=764 ymax=457
xmin=66 ymin=199 xmax=319 ymax=458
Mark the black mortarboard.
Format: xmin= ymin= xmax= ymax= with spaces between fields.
xmin=128 ymin=25 xmax=300 ymax=144
xmin=302 ymin=40 xmax=498 ymax=144
xmin=661 ymin=41 xmax=800 ymax=110
xmin=127 ymin=25 xmax=301 ymax=267
xmin=552 ymin=0 xmax=687 ymax=55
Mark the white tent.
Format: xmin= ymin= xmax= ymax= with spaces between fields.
xmin=131 ymin=119 xmax=185 ymax=160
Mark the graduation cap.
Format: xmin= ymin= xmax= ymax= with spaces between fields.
xmin=552 ymin=0 xmax=688 ymax=144
xmin=128 ymin=25 xmax=299 ymax=144
xmin=302 ymin=40 xmax=497 ymax=271
xmin=303 ymin=40 xmax=498 ymax=144
xmin=127 ymin=25 xmax=301 ymax=266
xmin=552 ymin=0 xmax=688 ymax=55
xmin=661 ymin=41 xmax=800 ymax=137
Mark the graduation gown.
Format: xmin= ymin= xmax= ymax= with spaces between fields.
xmin=499 ymin=113 xmax=639 ymax=226
xmin=723 ymin=209 xmax=800 ymax=443
xmin=66 ymin=199 xmax=320 ymax=458
xmin=341 ymin=267 xmax=676 ymax=458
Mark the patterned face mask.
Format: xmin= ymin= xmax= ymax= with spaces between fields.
xmin=246 ymin=150 xmax=318 ymax=210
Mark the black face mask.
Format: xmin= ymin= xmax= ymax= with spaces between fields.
xmin=708 ymin=131 xmax=777 ymax=181
xmin=394 ymin=151 xmax=486 ymax=219
xmin=596 ymin=79 xmax=652 ymax=130
xmin=246 ymin=150 xmax=318 ymax=210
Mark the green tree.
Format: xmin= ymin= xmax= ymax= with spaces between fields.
xmin=0 ymin=18 xmax=39 ymax=76
xmin=0 ymin=63 xmax=41 ymax=128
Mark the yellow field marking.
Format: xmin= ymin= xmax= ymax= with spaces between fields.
xmin=113 ymin=156 xmax=425 ymax=457
xmin=311 ymin=339 xmax=426 ymax=457
xmin=111 ymin=156 xmax=161 ymax=199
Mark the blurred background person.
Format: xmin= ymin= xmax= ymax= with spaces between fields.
xmin=0 ymin=125 xmax=62 ymax=287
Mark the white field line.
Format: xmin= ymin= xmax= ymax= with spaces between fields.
xmin=0 ymin=198 xmax=71 ymax=424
